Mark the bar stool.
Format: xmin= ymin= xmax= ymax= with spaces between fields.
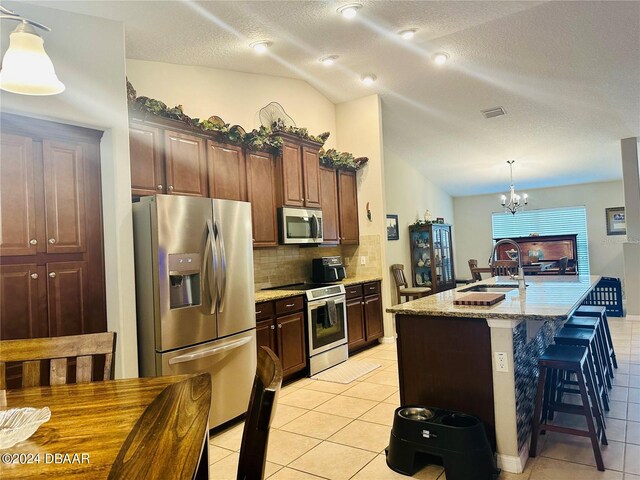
xmin=530 ymin=344 xmax=607 ymax=472
xmin=574 ymin=305 xmax=618 ymax=369
xmin=554 ymin=327 xmax=609 ymax=414
xmin=564 ymin=316 xmax=613 ymax=387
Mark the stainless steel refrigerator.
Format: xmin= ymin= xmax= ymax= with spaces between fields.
xmin=133 ymin=194 xmax=256 ymax=429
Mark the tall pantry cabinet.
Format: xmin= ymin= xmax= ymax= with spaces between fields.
xmin=0 ymin=113 xmax=107 ymax=344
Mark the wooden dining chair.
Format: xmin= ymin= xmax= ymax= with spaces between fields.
xmin=468 ymin=259 xmax=483 ymax=282
xmin=390 ymin=264 xmax=431 ymax=304
xmin=237 ymin=346 xmax=283 ymax=480
xmin=108 ymin=373 xmax=212 ymax=480
xmin=0 ymin=332 xmax=116 ymax=389
xmin=490 ymin=260 xmax=519 ymax=277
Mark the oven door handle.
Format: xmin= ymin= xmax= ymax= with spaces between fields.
xmin=307 ymin=296 xmax=346 ymax=309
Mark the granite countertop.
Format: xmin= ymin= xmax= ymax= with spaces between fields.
xmin=386 ymin=275 xmax=600 ymax=321
xmin=255 ymin=275 xmax=383 ymax=303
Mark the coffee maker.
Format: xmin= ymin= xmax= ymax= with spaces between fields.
xmin=312 ymin=256 xmax=347 ymax=283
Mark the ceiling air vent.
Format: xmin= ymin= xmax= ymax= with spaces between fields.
xmin=481 ymin=106 xmax=506 ymax=119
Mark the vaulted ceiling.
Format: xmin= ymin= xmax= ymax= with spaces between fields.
xmin=34 ymin=1 xmax=640 ymax=196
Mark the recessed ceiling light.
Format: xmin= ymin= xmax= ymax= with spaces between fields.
xmin=433 ymin=52 xmax=449 ymax=65
xmin=337 ymin=3 xmax=362 ymax=19
xmin=320 ymin=55 xmax=338 ymax=67
xmin=361 ymin=74 xmax=377 ymax=86
xmin=250 ymin=40 xmax=271 ymax=54
xmin=399 ymin=29 xmax=417 ymax=40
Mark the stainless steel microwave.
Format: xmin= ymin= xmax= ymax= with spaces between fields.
xmin=278 ymin=207 xmax=323 ymax=244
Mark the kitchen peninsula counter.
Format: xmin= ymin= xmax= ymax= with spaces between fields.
xmin=255 ymin=275 xmax=383 ymax=303
xmin=387 ymin=275 xmax=600 ymax=474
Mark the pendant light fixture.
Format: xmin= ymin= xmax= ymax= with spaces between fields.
xmin=500 ymin=160 xmax=528 ymax=215
xmin=0 ymin=5 xmax=65 ymax=95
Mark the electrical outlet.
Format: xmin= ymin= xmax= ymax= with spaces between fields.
xmin=360 ymin=256 xmax=367 ymax=265
xmin=495 ymin=352 xmax=508 ymax=372
xmin=344 ymin=257 xmax=350 ymax=266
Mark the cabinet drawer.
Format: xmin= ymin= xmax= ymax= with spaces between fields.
xmin=255 ymin=301 xmax=274 ymax=321
xmin=345 ymin=284 xmax=363 ymax=300
xmin=363 ymin=282 xmax=380 ymax=296
xmin=275 ymin=296 xmax=304 ymax=315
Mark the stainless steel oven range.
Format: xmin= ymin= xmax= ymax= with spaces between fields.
xmin=305 ymin=283 xmax=348 ymax=375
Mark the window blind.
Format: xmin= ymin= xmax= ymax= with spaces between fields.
xmin=491 ymin=206 xmax=590 ymax=275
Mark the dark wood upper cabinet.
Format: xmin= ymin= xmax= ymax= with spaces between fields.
xmin=163 ymin=130 xmax=208 ymax=197
xmin=302 ymin=146 xmax=321 ymax=208
xmin=0 ymin=133 xmax=37 ymax=256
xmin=207 ymin=141 xmax=247 ymax=201
xmin=275 ymin=135 xmax=323 ymax=209
xmin=338 ymin=170 xmax=359 ymax=245
xmin=129 ymin=123 xmax=164 ymax=197
xmin=279 ymin=141 xmax=305 ymax=207
xmin=246 ymin=151 xmax=278 ymax=247
xmin=319 ymin=166 xmax=339 ymax=244
xmin=43 ymin=140 xmax=86 ymax=254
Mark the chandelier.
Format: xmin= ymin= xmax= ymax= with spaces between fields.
xmin=500 ymin=160 xmax=528 ymax=215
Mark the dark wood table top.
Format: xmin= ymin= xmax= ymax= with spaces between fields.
xmin=0 ymin=374 xmax=208 ymax=479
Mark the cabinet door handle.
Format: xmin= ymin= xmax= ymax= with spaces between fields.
xmin=157 ymin=184 xmax=163 ymax=190
xmin=285 ymin=303 xmax=295 ymax=308
xmin=278 ymin=324 xmax=282 ymax=329
xmin=31 ymin=273 xmax=38 ymax=279
xmin=361 ymin=301 xmax=364 ymax=305
xmin=256 ymin=310 xmax=262 ymax=315
xmin=29 ymin=239 xmax=37 ymax=245
xmin=49 ymin=272 xmax=56 ymax=278
xmin=168 ymin=185 xmax=174 ymax=191
xmin=270 ymin=325 xmax=275 ymax=330
xmin=48 ymin=238 xmax=56 ymax=244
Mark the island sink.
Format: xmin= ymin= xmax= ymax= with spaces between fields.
xmin=459 ymin=284 xmax=522 ymax=293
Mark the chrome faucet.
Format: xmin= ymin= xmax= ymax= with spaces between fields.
xmin=489 ymin=239 xmax=526 ymax=290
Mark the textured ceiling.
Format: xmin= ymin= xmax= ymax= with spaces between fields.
xmin=33 ymin=1 xmax=640 ymax=196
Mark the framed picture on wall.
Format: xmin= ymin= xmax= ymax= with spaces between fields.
xmin=387 ymin=214 xmax=399 ymax=240
xmin=606 ymin=207 xmax=626 ymax=235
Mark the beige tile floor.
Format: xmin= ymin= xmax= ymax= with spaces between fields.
xmin=209 ymin=316 xmax=640 ymax=479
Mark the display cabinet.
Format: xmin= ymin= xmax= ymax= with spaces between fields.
xmin=409 ymin=224 xmax=455 ymax=293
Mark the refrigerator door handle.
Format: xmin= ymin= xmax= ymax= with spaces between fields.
xmin=215 ymin=219 xmax=228 ymax=313
xmin=206 ymin=219 xmax=218 ymax=314
xmin=168 ymin=336 xmax=252 ymax=365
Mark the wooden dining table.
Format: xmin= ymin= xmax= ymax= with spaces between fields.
xmin=0 ymin=374 xmax=210 ymax=479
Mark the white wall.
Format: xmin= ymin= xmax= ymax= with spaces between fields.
xmin=335 ymin=95 xmax=395 ymax=339
xmin=384 ymin=151 xmax=455 ymax=303
xmin=126 ymin=60 xmax=337 ymax=149
xmin=453 ymin=180 xmax=626 ymax=281
xmin=1 ymin=2 xmax=137 ymax=378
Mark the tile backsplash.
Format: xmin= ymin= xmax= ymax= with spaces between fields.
xmin=253 ymin=234 xmax=382 ymax=290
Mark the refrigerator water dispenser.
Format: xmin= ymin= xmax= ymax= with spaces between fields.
xmin=168 ymin=253 xmax=201 ymax=309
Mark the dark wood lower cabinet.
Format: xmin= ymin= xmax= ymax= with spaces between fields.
xmin=0 ymin=264 xmax=47 ymax=339
xmin=277 ymin=312 xmax=307 ymax=377
xmin=346 ymin=297 xmax=366 ymax=352
xmin=255 ymin=298 xmax=307 ymax=378
xmin=47 ymin=261 xmax=89 ymax=337
xmin=364 ymin=294 xmax=383 ymax=341
xmin=256 ymin=318 xmax=276 ymax=353
xmin=346 ymin=281 xmax=384 ymax=353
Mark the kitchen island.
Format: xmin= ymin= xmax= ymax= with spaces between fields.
xmin=386 ymin=275 xmax=600 ymax=473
